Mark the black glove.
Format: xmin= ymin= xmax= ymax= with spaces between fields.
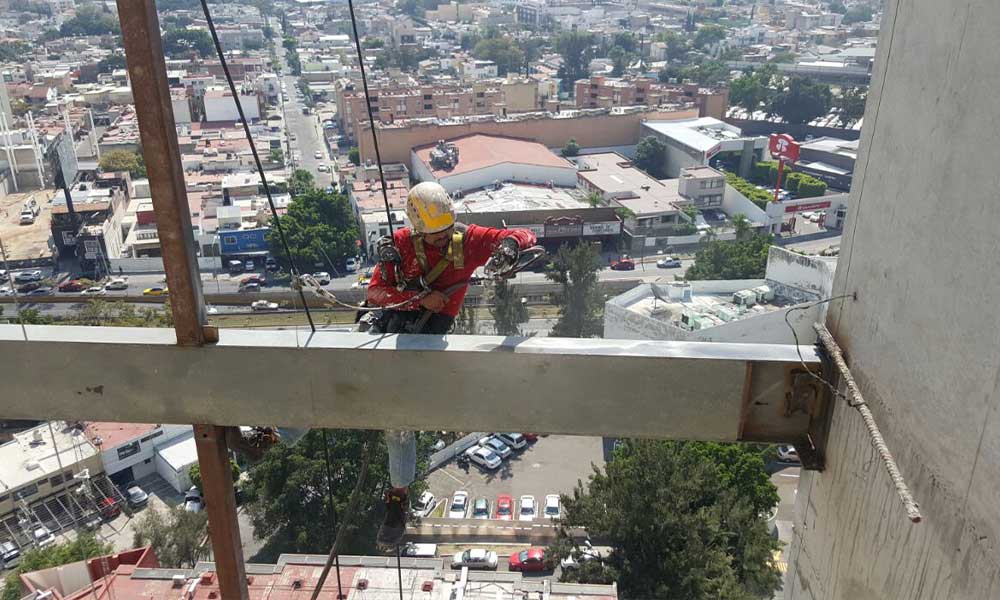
xmin=376 ymin=236 xmax=401 ymax=264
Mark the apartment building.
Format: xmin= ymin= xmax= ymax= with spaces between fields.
xmin=574 ymin=76 xmax=729 ymax=119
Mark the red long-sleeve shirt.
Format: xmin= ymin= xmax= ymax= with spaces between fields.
xmin=367 ymin=224 xmax=537 ymax=317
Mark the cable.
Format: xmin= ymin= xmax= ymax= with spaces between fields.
xmin=345 ymin=0 xmax=397 ymax=237
xmin=198 ymin=0 xmax=316 ymax=333
xmin=320 ymin=430 xmax=344 ymax=600
xmin=782 ymin=293 xmax=856 ymax=403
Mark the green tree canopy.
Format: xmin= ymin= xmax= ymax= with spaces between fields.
xmin=685 ymin=234 xmax=773 ymax=280
xmin=557 ymin=31 xmax=595 ymax=92
xmin=694 ymin=24 xmax=727 ymax=49
xmin=634 ymin=135 xmax=667 ymax=179
xmin=768 ymin=76 xmax=832 ymax=124
xmin=96 ymin=53 xmax=127 ymax=74
xmin=99 ymin=149 xmax=147 ymax=178
xmin=656 ymin=31 xmax=689 ymax=62
xmin=548 ymin=440 xmax=781 ymax=599
xmin=489 ymin=279 xmax=529 ymax=336
xmin=834 ymin=86 xmax=867 ymax=126
xmin=59 ymin=6 xmax=121 ymax=37
xmin=288 ymin=168 xmax=315 ymax=196
xmin=2 ymin=534 xmax=112 ymax=600
xmin=348 ymin=147 xmax=360 ymax=166
xmin=188 ymin=460 xmax=240 ymax=491
xmin=561 ymin=138 xmax=580 ymax=157
xmin=842 ymin=5 xmax=873 ymax=24
xmin=162 ymin=28 xmax=214 ymax=58
xmin=266 ymin=188 xmax=359 ymax=270
xmin=0 ymin=42 xmax=31 ymax=62
xmin=473 ymin=37 xmax=524 ymax=76
xmin=132 ymin=506 xmax=209 ymax=568
xmin=729 ymin=65 xmax=777 ymax=114
xmin=546 ymin=243 xmax=603 ymax=338
xmin=242 ymin=430 xmax=431 ymax=560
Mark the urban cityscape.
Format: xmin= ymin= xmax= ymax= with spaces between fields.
xmin=0 ymin=0 xmax=903 ymax=598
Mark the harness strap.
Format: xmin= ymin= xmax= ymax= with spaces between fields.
xmin=412 ymin=231 xmax=464 ymax=285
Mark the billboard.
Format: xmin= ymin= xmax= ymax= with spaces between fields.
xmin=219 ymin=228 xmax=270 ymax=255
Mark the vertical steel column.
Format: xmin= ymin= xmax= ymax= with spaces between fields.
xmin=115 ymin=2 xmax=248 ymax=597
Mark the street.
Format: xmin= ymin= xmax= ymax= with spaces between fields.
xmin=275 ymin=43 xmax=334 ymax=190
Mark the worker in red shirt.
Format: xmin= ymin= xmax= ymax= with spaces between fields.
xmin=367 ymin=181 xmax=536 ymax=545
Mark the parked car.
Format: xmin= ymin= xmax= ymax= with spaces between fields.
xmin=544 ymin=494 xmax=561 ymax=519
xmin=184 ymin=486 xmax=203 ymax=512
xmin=495 ymin=494 xmax=514 ymax=521
xmin=81 ymin=286 xmax=105 ymax=296
xmin=478 ymin=435 xmax=512 ymax=459
xmin=401 ymin=542 xmax=437 ymax=558
xmin=142 ymin=287 xmax=168 ymax=296
xmin=777 ymin=445 xmax=800 ymax=463
xmin=244 ymin=259 xmax=255 ymax=271
xmin=17 ymin=282 xmax=41 ymax=293
xmin=448 ymin=491 xmax=469 ymax=519
xmin=104 ymin=278 xmax=128 ymax=291
xmin=0 ymin=270 xmax=7 ymax=282
xmin=241 ymin=282 xmax=261 ymax=293
xmin=656 ymin=257 xmax=682 ymax=269
xmin=314 ymin=151 xmax=323 ymax=159
xmin=32 ymin=526 xmax=55 ymax=548
xmin=240 ymin=275 xmax=264 ymax=286
xmin=317 ymin=164 xmax=329 ymax=172
xmin=412 ymin=491 xmax=436 ymax=518
xmin=0 ymin=287 xmax=11 ymax=296
xmin=251 ymin=300 xmax=279 ymax=312
xmin=560 ymin=540 xmax=601 ymax=569
xmin=312 ymin=271 xmax=331 ymax=285
xmin=509 ymin=548 xmax=546 ymax=572
xmin=521 ymin=433 xmax=539 ymax=442
xmin=451 ymin=549 xmax=498 ymax=570
xmin=125 ymin=484 xmax=149 ymax=509
xmin=610 ymin=258 xmax=636 ymax=271
xmin=265 ymin=257 xmax=279 ymax=272
xmin=0 ymin=541 xmax=21 ymax=570
xmin=497 ymin=432 xmax=526 ymax=450
xmin=58 ymin=279 xmax=86 ymax=292
xmin=14 ymin=270 xmax=42 ymax=283
xmin=98 ymin=497 xmax=120 ymax=520
xmin=465 ymin=445 xmax=501 ymax=470
xmin=345 ymin=257 xmax=359 ymax=273
xmin=472 ymin=497 xmax=490 ymax=519
xmin=519 ymin=495 xmax=536 ymax=521
xmin=228 ymin=260 xmax=244 ymax=273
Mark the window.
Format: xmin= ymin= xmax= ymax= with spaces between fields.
xmin=223 ymin=235 xmax=237 ymax=245
xmin=700 ymin=180 xmax=709 ymax=189
xmin=49 ymin=474 xmax=64 ymax=487
xmin=476 ymin=92 xmax=485 ymax=98
xmin=140 ymin=430 xmax=164 ymax=443
xmin=423 ymin=94 xmax=432 ymax=100
xmin=117 ymin=440 xmax=141 ymax=460
xmin=423 ymin=104 xmax=432 ymax=110
xmin=15 ymin=484 xmax=38 ymax=499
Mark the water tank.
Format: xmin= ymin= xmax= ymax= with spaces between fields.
xmin=666 ymin=282 xmax=691 ymax=301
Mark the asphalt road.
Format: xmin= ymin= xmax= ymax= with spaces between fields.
xmin=276 ymin=44 xmax=333 ymax=190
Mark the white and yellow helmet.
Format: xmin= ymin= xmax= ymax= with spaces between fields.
xmin=406 ymin=182 xmax=455 ymax=234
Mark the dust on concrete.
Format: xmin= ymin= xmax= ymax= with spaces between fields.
xmin=0 ymin=189 xmax=56 ymax=261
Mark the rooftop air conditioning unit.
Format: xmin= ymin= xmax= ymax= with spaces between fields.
xmin=32 ymin=429 xmax=43 ymax=443
xmin=752 ymin=285 xmax=774 ymax=302
xmin=733 ymin=289 xmax=757 ymax=307
xmin=172 ymin=575 xmax=186 ymax=588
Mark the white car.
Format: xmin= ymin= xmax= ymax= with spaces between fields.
xmin=412 ymin=491 xmax=436 ymax=518
xmin=448 ymin=491 xmax=469 ymax=519
xmin=544 ymin=494 xmax=561 ymax=519
xmin=14 ymin=270 xmax=42 ymax=283
xmin=777 ymin=445 xmax=800 ymax=463
xmin=465 ymin=445 xmax=501 ymax=470
xmin=184 ymin=486 xmax=203 ymax=512
xmin=497 ymin=432 xmax=527 ymax=450
xmin=251 ymin=300 xmax=279 ymax=312
xmin=560 ymin=540 xmax=601 ymax=569
xmin=451 ymin=549 xmax=498 ymax=570
xmin=32 ymin=526 xmax=55 ymax=548
xmin=401 ymin=542 xmax=437 ymax=558
xmin=104 ymin=278 xmax=128 ymax=290
xmin=345 ymin=257 xmax=359 ymax=273
xmin=312 ymin=271 xmax=331 ymax=285
xmin=317 ymin=164 xmax=329 ymax=172
xmin=314 ymin=151 xmax=323 ymax=159
xmin=80 ymin=286 xmax=105 ymax=296
xmin=478 ymin=435 xmax=512 ymax=459
xmin=519 ymin=495 xmax=536 ymax=521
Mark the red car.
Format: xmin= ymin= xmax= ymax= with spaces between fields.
xmin=509 ymin=547 xmax=546 ymax=572
xmin=521 ymin=433 xmax=539 ymax=442
xmin=610 ymin=258 xmax=636 ymax=271
xmin=98 ymin=497 xmax=120 ymax=520
xmin=58 ymin=279 xmax=85 ymax=292
xmin=495 ymin=494 xmax=514 ymax=521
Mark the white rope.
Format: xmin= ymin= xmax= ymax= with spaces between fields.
xmin=295 ymin=274 xmax=426 ymax=311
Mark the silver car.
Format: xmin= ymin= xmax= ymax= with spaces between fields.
xmin=451 ymin=548 xmax=498 ymax=570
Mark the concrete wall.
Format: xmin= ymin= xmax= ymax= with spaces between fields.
xmin=109 ymin=256 xmax=222 ymax=273
xmin=789 ymin=1 xmax=1000 ymax=598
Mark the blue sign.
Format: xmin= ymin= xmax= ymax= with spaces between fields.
xmin=219 ymin=228 xmax=269 ymax=254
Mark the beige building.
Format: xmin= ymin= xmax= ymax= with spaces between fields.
xmin=575 ymin=76 xmax=729 ymax=119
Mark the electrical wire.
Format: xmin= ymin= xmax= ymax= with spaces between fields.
xmin=783 ymin=293 xmax=856 ymax=403
xmin=198 ymin=0 xmax=316 ymax=333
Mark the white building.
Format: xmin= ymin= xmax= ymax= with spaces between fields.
xmin=203 ymin=86 xmax=261 ymax=122
xmin=83 ymin=423 xmax=196 ymax=492
xmin=640 ymin=117 xmax=768 ymax=178
xmin=461 ymin=59 xmax=498 ymax=80
xmin=603 ymin=247 xmax=836 ymax=343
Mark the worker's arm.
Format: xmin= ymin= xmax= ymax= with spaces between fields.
xmin=366 ymin=262 xmax=422 ymax=310
xmin=463 ymin=224 xmax=537 ymax=268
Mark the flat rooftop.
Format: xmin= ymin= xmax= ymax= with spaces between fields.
xmin=643 ymin=117 xmax=748 ymax=152
xmin=577 ymin=152 xmax=683 ymax=216
xmin=83 ymin=422 xmax=157 ymax=449
xmin=455 ymin=183 xmax=588 ymax=213
xmin=413 ymin=134 xmax=573 ymax=178
xmin=0 ymin=422 xmax=99 ymax=492
xmin=623 ymin=286 xmax=795 ymax=331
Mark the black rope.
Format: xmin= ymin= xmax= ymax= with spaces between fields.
xmin=345 ymin=0 xmax=397 ymax=237
xmin=197 ymin=0 xmax=316 ymax=332
xmin=321 ymin=430 xmax=344 ymax=600
xmin=395 ymin=543 xmax=404 ymax=600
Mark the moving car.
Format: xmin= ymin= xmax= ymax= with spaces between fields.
xmin=448 ymin=491 xmax=468 ymax=519
xmin=317 ymin=164 xmax=329 ymax=172
xmin=610 ymin=257 xmax=636 ymax=271
xmin=0 ymin=270 xmax=6 ymax=282
xmin=312 ymin=271 xmax=331 ymax=285
xmin=544 ymin=494 xmax=561 ymax=519
xmin=241 ymin=282 xmax=261 ymax=293
xmin=125 ymin=484 xmax=149 ymax=509
xmin=240 ymin=275 xmax=264 ymax=286
xmin=104 ymin=278 xmax=128 ymax=291
xmin=184 ymin=487 xmax=203 ymax=512
xmin=472 ymin=497 xmax=490 ymax=519
xmin=412 ymin=491 xmax=436 ymax=518
xmin=251 ymin=300 xmax=279 ymax=312
xmin=27 ymin=287 xmax=51 ymax=296
xmin=656 ymin=256 xmax=682 ymax=269
xmin=345 ymin=258 xmax=359 ymax=273
xmin=14 ymin=270 xmax=42 ymax=283
xmin=58 ymin=279 xmax=86 ymax=292
xmin=478 ymin=435 xmax=512 ymax=459
xmin=777 ymin=445 xmax=800 ymax=463
xmin=142 ymin=287 xmax=168 ymax=296
xmin=32 ymin=527 xmax=55 ymax=548
xmin=465 ymin=445 xmax=501 ymax=470
xmin=508 ymin=548 xmax=546 ymax=572
xmin=519 ymin=495 xmax=536 ymax=521
xmin=495 ymin=494 xmax=513 ymax=521
xmin=81 ymin=286 xmax=106 ymax=296
xmin=497 ymin=432 xmax=526 ymax=450
xmin=451 ymin=549 xmax=498 ymax=570
xmin=401 ymin=542 xmax=437 ymax=558
xmin=314 ymin=151 xmax=323 ymax=159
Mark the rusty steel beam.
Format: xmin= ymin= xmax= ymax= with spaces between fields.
xmin=116 ymin=2 xmax=246 ymax=597
xmin=117 ymin=0 xmax=205 ymax=346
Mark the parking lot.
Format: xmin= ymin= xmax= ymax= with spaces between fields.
xmin=426 ymin=435 xmax=606 ymax=518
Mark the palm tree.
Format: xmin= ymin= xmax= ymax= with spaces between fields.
xmin=732 ymin=213 xmax=750 ymax=240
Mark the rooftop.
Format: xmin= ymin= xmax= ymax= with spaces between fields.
xmin=577 ymin=152 xmax=683 ymax=216
xmin=643 ymin=117 xmax=751 ymax=152
xmin=83 ymin=422 xmax=157 ymax=449
xmin=0 ymin=422 xmax=99 ymax=493
xmin=622 ymin=282 xmax=794 ymax=331
xmin=800 ymin=136 xmax=860 ymax=159
xmin=413 ymin=134 xmax=573 ymax=178
xmin=456 ymin=183 xmax=588 ymax=213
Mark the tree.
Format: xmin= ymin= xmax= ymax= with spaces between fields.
xmin=161 ymin=29 xmax=214 ymax=58
xmin=546 ymin=243 xmax=603 ymax=338
xmin=829 ymin=1 xmax=847 ymax=14
xmin=585 ymin=191 xmax=604 ymax=207
xmin=685 ymin=233 xmax=773 ymax=280
xmin=607 ymin=45 xmax=631 ymax=77
xmin=556 ymin=31 xmax=595 ymax=93
xmin=547 ymin=440 xmax=781 ymax=599
xmin=770 ymin=51 xmax=796 ymax=63
xmin=132 ymin=506 xmax=209 ymax=568
xmin=242 ymin=429 xmax=432 ymax=560
xmin=732 ymin=213 xmax=750 ymax=240
xmin=473 ymin=37 xmax=524 ymax=76
xmin=0 ymin=42 xmax=31 ymax=62
xmin=452 ymin=302 xmax=479 ymax=334
xmin=96 ymin=53 xmax=127 ymax=74
xmin=694 ymin=24 xmax=727 ymax=49
xmin=657 ymin=31 xmax=688 ymax=62
xmin=768 ymin=76 xmax=832 ymax=124
xmin=834 ymin=86 xmax=867 ymax=126
xmin=269 ymin=147 xmax=285 ymax=166
xmin=489 ymin=279 xmax=529 ymax=336
xmin=59 ymin=6 xmax=120 ymax=37
xmin=729 ymin=66 xmax=777 ymax=114
xmin=2 ymin=534 xmax=112 ymax=600
xmin=99 ymin=150 xmax=147 ymax=177
xmin=266 ymin=188 xmax=359 ymax=270
xmin=348 ymin=147 xmax=360 ymax=166
xmin=68 ymin=300 xmax=172 ymax=327
xmin=561 ymin=138 xmax=580 ymax=157
xmin=842 ymin=5 xmax=873 ymax=24
xmin=688 ymin=59 xmax=730 ymax=85
xmin=288 ymin=168 xmax=315 ymax=196
xmin=188 ymin=460 xmax=240 ymax=492
xmin=634 ymin=136 xmax=667 ymax=179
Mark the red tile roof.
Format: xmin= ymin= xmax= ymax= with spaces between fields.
xmin=413 ymin=134 xmax=573 ymax=178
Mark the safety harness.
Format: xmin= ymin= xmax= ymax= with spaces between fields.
xmin=411 ymin=230 xmax=464 ymax=287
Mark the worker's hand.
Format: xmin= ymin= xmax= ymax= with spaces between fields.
xmin=489 ymin=238 xmax=521 ymax=274
xmin=419 ymin=291 xmax=449 ymax=313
